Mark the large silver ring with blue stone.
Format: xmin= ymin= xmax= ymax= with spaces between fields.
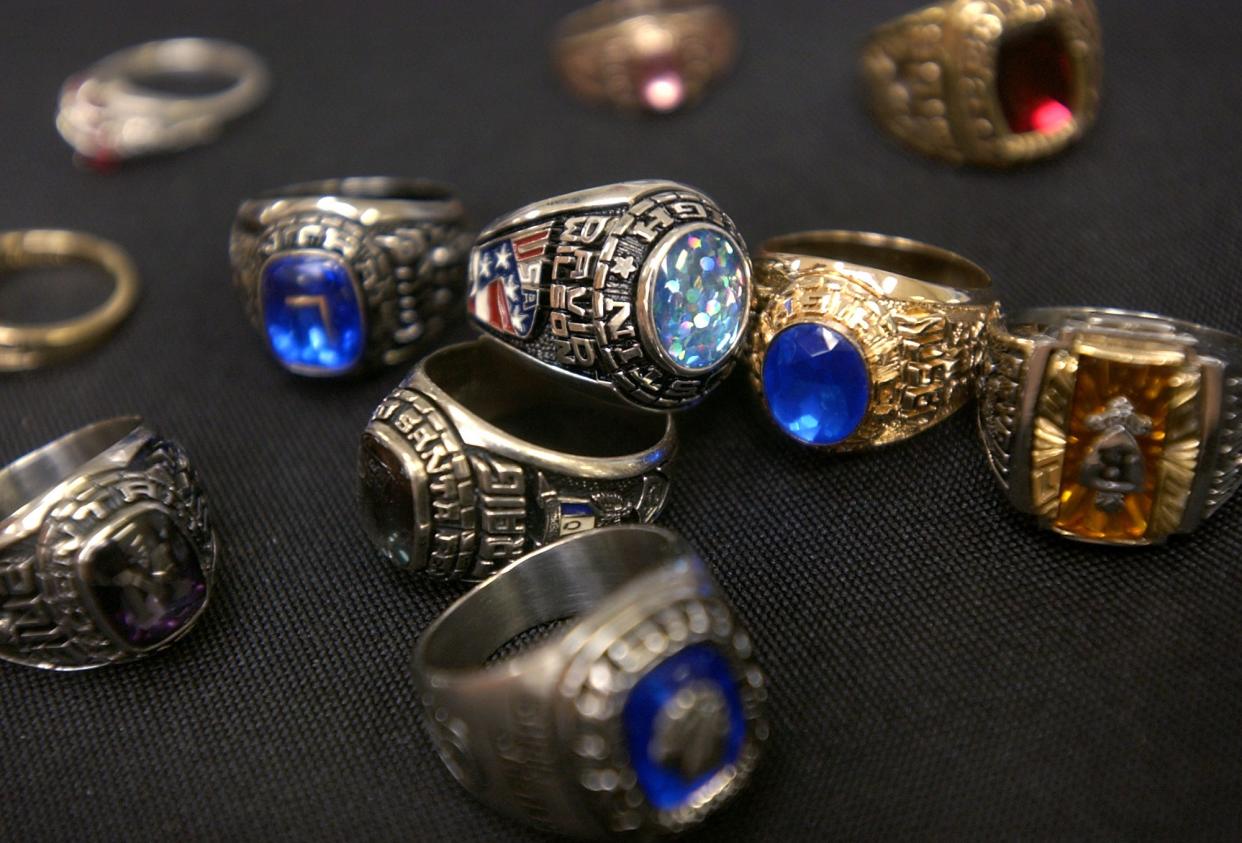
xmin=0 ymin=417 xmax=218 ymax=671
xmin=751 ymin=230 xmax=997 ymax=449
xmin=468 ymin=180 xmax=752 ymax=409
xmin=412 ymin=525 xmax=767 ymax=838
xmin=230 ymin=177 xmax=471 ymax=377
xmin=359 ymin=338 xmax=676 ymax=583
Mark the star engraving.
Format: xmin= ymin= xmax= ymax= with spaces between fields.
xmin=494 ymin=248 xmax=512 ymax=271
xmin=611 ymin=255 xmax=637 ymax=279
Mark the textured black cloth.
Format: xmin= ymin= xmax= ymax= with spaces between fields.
xmin=2 ymin=1 xmax=1240 ymax=839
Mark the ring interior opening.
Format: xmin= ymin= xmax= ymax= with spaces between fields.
xmin=764 ymin=233 xmax=990 ymax=290
xmin=0 ymin=417 xmax=140 ymax=522
xmin=0 ymin=262 xmax=115 ymax=326
xmin=129 ymin=70 xmax=241 ymax=97
xmin=420 ymin=527 xmax=682 ymax=671
xmin=1012 ymin=307 xmax=1242 ymax=362
xmin=424 ymin=340 xmax=668 ymax=458
xmin=265 ymin=178 xmax=454 ymax=203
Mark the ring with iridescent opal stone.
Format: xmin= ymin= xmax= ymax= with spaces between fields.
xmin=412 ymin=525 xmax=767 ymax=838
xmin=358 ymin=338 xmax=676 ymax=582
xmin=750 ymin=230 xmax=996 ymax=450
xmin=979 ymin=307 xmax=1242 ymax=546
xmin=230 ymin=177 xmax=471 ymax=377
xmin=552 ymin=0 xmax=738 ymax=114
xmin=0 ymin=417 xmax=218 ymax=671
xmin=467 ymin=180 xmax=752 ymax=410
xmin=861 ymin=0 xmax=1101 ymax=167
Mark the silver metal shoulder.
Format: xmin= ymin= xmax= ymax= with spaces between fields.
xmin=476 ymin=179 xmax=698 ymax=240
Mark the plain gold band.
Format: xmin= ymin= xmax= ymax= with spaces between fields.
xmin=0 ymin=229 xmax=140 ymax=371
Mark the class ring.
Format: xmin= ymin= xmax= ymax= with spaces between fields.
xmin=861 ymin=0 xmax=1102 ymax=167
xmin=0 ymin=417 xmax=218 ymax=670
xmin=978 ymin=307 xmax=1242 ymax=545
xmin=230 ymin=177 xmax=471 ymax=377
xmin=467 ymin=180 xmax=752 ymax=410
xmin=750 ymin=230 xmax=996 ymax=450
xmin=358 ymin=338 xmax=677 ymax=582
xmin=411 ymin=525 xmax=767 ymax=838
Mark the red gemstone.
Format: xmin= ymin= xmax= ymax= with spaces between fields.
xmin=996 ymin=25 xmax=1075 ymax=135
xmin=633 ymin=56 xmax=686 ymax=113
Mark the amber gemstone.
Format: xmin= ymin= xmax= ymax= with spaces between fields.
xmin=1054 ymin=356 xmax=1182 ymax=542
xmin=996 ymin=25 xmax=1075 ymax=135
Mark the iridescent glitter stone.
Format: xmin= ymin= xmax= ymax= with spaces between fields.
xmin=648 ymin=227 xmax=747 ymax=372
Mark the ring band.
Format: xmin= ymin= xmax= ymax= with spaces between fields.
xmin=751 ymin=230 xmax=995 ymax=449
xmin=230 ymin=177 xmax=470 ymax=377
xmin=57 ymin=37 xmax=270 ymax=168
xmin=0 ymin=229 xmax=141 ymax=371
xmin=412 ymin=525 xmax=766 ymax=837
xmin=861 ymin=0 xmax=1102 ymax=166
xmin=468 ymin=180 xmax=752 ymax=409
xmin=978 ymin=307 xmax=1242 ymax=545
xmin=358 ymin=338 xmax=676 ymax=582
xmin=552 ymin=0 xmax=739 ymax=113
xmin=0 ymin=417 xmax=218 ymax=670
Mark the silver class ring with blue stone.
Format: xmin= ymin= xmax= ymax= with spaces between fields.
xmin=751 ymin=230 xmax=997 ymax=450
xmin=0 ymin=417 xmax=218 ymax=671
xmin=230 ymin=177 xmax=471 ymax=377
xmin=412 ymin=525 xmax=767 ymax=838
xmin=358 ymin=338 xmax=676 ymax=583
xmin=467 ymin=180 xmax=752 ymax=410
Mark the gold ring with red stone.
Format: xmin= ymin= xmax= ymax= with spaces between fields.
xmin=861 ymin=0 xmax=1102 ymax=167
xmin=551 ymin=0 xmax=739 ymax=114
xmin=978 ymin=307 xmax=1242 ymax=545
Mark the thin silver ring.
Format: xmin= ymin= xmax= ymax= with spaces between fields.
xmin=412 ymin=525 xmax=767 ymax=837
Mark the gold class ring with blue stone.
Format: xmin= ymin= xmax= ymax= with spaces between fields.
xmin=358 ymin=338 xmax=676 ymax=582
xmin=978 ymin=307 xmax=1242 ymax=545
xmin=411 ymin=525 xmax=767 ymax=838
xmin=229 ymin=177 xmax=471 ymax=377
xmin=751 ymin=231 xmax=996 ymax=450
xmin=861 ymin=0 xmax=1102 ymax=167
xmin=468 ymin=180 xmax=752 ymax=410
xmin=0 ymin=417 xmax=218 ymax=671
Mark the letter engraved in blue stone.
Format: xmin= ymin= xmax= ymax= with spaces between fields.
xmin=261 ymin=252 xmax=365 ymax=373
xmin=622 ymin=644 xmax=746 ymax=811
xmin=762 ymin=323 xmax=871 ymax=446
xmin=648 ymin=227 xmax=747 ymax=372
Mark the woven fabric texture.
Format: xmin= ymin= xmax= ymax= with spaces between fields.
xmin=1 ymin=1 xmax=1240 ymax=839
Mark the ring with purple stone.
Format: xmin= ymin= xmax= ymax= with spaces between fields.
xmin=552 ymin=0 xmax=738 ymax=115
xmin=750 ymin=230 xmax=996 ymax=450
xmin=0 ymin=417 xmax=217 ymax=671
xmin=861 ymin=0 xmax=1101 ymax=167
xmin=467 ymin=180 xmax=752 ymax=410
xmin=412 ymin=525 xmax=767 ymax=838
xmin=358 ymin=338 xmax=676 ymax=583
xmin=230 ymin=177 xmax=471 ymax=377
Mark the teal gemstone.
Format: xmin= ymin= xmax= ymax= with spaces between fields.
xmin=649 ymin=228 xmax=747 ymax=372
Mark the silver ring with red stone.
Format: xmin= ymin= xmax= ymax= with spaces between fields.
xmin=861 ymin=0 xmax=1102 ymax=167
xmin=552 ymin=0 xmax=739 ymax=114
xmin=358 ymin=338 xmax=676 ymax=583
xmin=468 ymin=180 xmax=752 ymax=410
xmin=412 ymin=525 xmax=767 ymax=838
xmin=56 ymin=38 xmax=270 ymax=169
xmin=230 ymin=177 xmax=471 ymax=377
xmin=0 ymin=417 xmax=217 ymax=671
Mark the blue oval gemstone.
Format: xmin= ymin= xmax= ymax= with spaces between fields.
xmin=762 ymin=323 xmax=870 ymax=446
xmin=261 ymin=253 xmax=365 ymax=373
xmin=621 ymin=643 xmax=746 ymax=811
xmin=649 ymin=227 xmax=747 ymax=372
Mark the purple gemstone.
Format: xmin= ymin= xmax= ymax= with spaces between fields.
xmin=85 ymin=507 xmax=207 ymax=647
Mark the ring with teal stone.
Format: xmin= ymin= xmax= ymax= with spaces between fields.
xmin=411 ymin=525 xmax=767 ymax=838
xmin=467 ymin=180 xmax=752 ymax=410
xmin=751 ymin=230 xmax=997 ymax=450
xmin=0 ymin=417 xmax=219 ymax=670
xmin=230 ymin=177 xmax=471 ymax=377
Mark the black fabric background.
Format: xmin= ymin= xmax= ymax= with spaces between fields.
xmin=2 ymin=1 xmax=1241 ymax=839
